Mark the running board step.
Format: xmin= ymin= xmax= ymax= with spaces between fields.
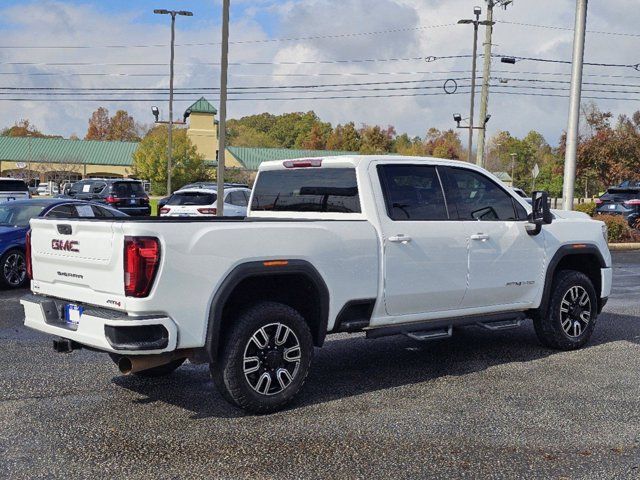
xmin=477 ymin=315 xmax=526 ymax=331
xmin=404 ymin=326 xmax=452 ymax=342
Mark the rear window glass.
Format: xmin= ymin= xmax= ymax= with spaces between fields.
xmin=167 ymin=191 xmax=217 ymax=206
xmin=252 ymin=168 xmax=361 ymax=213
xmin=602 ymin=189 xmax=639 ymax=201
xmin=0 ymin=180 xmax=29 ymax=192
xmin=112 ymin=182 xmax=144 ymax=196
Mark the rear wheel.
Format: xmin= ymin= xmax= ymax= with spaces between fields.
xmin=0 ymin=249 xmax=27 ymax=289
xmin=212 ymin=302 xmax=314 ymax=414
xmin=533 ymin=270 xmax=598 ymax=350
xmin=108 ymin=353 xmax=185 ymax=377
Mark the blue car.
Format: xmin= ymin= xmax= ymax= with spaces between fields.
xmin=0 ymin=198 xmax=126 ymax=289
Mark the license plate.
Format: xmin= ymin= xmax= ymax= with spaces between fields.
xmin=130 ymin=199 xmax=137 ymax=205
xmin=609 ymin=204 xmax=616 ymax=210
xmin=64 ymin=304 xmax=83 ymax=325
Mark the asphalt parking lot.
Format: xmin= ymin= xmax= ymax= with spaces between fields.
xmin=1 ymin=252 xmax=639 ymax=479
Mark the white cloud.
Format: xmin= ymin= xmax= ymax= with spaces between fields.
xmin=0 ymin=0 xmax=638 ymax=146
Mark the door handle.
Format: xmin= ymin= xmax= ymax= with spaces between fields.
xmin=388 ymin=234 xmax=412 ymax=244
xmin=471 ymin=233 xmax=490 ymax=241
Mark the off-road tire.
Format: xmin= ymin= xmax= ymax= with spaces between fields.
xmin=532 ymin=270 xmax=598 ymax=350
xmin=0 ymin=249 xmax=28 ymax=289
xmin=108 ymin=353 xmax=185 ymax=377
xmin=211 ymin=302 xmax=314 ymax=414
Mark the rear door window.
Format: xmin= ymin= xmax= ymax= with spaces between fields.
xmin=0 ymin=180 xmax=29 ymax=192
xmin=377 ymin=164 xmax=449 ymax=221
xmin=167 ymin=191 xmax=217 ymax=206
xmin=228 ymin=191 xmax=248 ymax=207
xmin=252 ymin=168 xmax=361 ymax=213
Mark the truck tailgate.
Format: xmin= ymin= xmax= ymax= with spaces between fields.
xmin=29 ymin=218 xmax=126 ymax=308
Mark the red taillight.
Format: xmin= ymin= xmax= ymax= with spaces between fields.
xmin=594 ymin=198 xmax=603 ymax=205
xmin=25 ymin=230 xmax=32 ymax=279
xmin=624 ymin=199 xmax=640 ymax=206
xmin=124 ymin=237 xmax=160 ymax=298
xmin=283 ymin=159 xmax=322 ymax=168
xmin=106 ymin=195 xmax=119 ymax=204
xmin=197 ymin=208 xmax=217 ymax=215
xmin=159 ymin=207 xmax=171 ymax=215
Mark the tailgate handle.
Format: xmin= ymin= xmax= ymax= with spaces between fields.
xmin=57 ymin=224 xmax=72 ymax=235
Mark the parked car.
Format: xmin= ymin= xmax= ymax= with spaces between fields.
xmin=160 ymin=186 xmax=251 ymax=217
xmin=595 ymin=186 xmax=640 ymax=227
xmin=64 ymin=179 xmax=151 ymax=216
xmin=0 ymin=198 xmax=126 ymax=288
xmin=157 ymin=182 xmax=250 ymax=215
xmin=0 ymin=178 xmax=30 ymax=203
xmin=36 ymin=182 xmax=60 ymax=196
xmin=23 ymin=156 xmax=611 ymax=413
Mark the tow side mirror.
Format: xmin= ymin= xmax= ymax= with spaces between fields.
xmin=526 ymin=191 xmax=552 ymax=236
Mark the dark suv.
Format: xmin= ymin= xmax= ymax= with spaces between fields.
xmin=595 ymin=186 xmax=640 ymax=227
xmin=65 ymin=179 xmax=151 ymax=216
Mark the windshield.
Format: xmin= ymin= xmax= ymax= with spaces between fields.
xmin=0 ymin=204 xmax=46 ymax=227
xmin=167 ymin=191 xmax=217 ymax=206
xmin=0 ymin=180 xmax=29 ymax=192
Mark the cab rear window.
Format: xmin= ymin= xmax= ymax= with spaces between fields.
xmin=0 ymin=180 xmax=28 ymax=192
xmin=252 ymin=168 xmax=361 ymax=213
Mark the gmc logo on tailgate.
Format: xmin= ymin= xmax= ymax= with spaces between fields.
xmin=51 ymin=239 xmax=79 ymax=253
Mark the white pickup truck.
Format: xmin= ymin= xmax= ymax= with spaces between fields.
xmin=22 ymin=156 xmax=612 ymax=413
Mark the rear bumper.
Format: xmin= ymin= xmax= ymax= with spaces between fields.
xmin=21 ymin=293 xmax=177 ymax=355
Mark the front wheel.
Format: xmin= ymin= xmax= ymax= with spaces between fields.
xmin=0 ymin=249 xmax=28 ymax=289
xmin=533 ymin=270 xmax=598 ymax=350
xmin=212 ymin=302 xmax=314 ymax=414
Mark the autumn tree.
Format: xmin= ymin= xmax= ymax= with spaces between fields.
xmin=132 ymin=126 xmax=208 ymax=195
xmin=107 ymin=110 xmax=140 ymax=141
xmin=85 ymin=107 xmax=111 ymax=140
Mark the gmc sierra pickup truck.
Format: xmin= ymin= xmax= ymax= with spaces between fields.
xmin=22 ymin=156 xmax=612 ymax=413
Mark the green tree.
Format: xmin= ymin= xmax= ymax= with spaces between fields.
xmin=326 ymin=122 xmax=361 ymax=151
xmin=359 ymin=125 xmax=395 ymax=154
xmin=132 ymin=126 xmax=208 ymax=195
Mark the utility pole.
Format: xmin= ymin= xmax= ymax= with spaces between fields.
xmin=475 ymin=1 xmax=513 ymax=167
xmin=458 ymin=8 xmax=494 ymax=163
xmin=154 ymin=9 xmax=193 ymax=196
xmin=217 ymin=0 xmax=231 ymax=217
xmin=562 ymin=0 xmax=588 ymax=211
xmin=510 ymin=152 xmax=516 ymax=186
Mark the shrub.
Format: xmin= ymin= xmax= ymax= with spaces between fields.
xmin=574 ymin=202 xmax=597 ymax=217
xmin=597 ymin=214 xmax=640 ymax=243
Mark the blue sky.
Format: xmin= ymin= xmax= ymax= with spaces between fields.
xmin=0 ymin=1 xmax=638 ymax=147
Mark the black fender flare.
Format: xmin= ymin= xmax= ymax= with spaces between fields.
xmin=538 ymin=243 xmax=607 ymax=315
xmin=205 ymin=259 xmax=330 ymax=362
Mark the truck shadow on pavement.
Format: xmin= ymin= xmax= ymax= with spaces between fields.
xmin=112 ymin=310 xmax=639 ymax=419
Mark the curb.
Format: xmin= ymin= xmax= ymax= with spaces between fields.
xmin=608 ymin=243 xmax=640 ymax=251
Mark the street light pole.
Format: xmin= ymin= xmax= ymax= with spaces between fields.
xmin=562 ymin=0 xmax=588 ymax=211
xmin=154 ymin=9 xmax=193 ymax=196
xmin=458 ymin=8 xmax=494 ymax=163
xmin=168 ymin=12 xmax=175 ymax=196
xmin=217 ymin=0 xmax=231 ymax=217
xmin=476 ymin=0 xmax=513 ymax=168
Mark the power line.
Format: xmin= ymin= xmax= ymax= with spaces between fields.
xmin=0 ymin=23 xmax=458 ymax=50
xmin=496 ymin=20 xmax=640 ymax=38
